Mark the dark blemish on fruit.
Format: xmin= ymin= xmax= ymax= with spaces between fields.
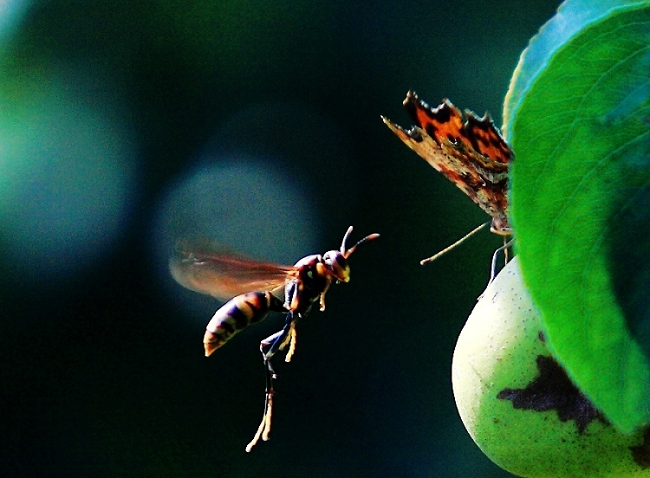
xmin=497 ymin=355 xmax=606 ymax=433
xmin=630 ymin=427 xmax=650 ymax=469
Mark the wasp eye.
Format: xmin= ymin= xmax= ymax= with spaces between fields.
xmin=323 ymin=250 xmax=350 ymax=283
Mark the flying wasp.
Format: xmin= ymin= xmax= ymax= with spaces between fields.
xmin=170 ymin=226 xmax=379 ymax=451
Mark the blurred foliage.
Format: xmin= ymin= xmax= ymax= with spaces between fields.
xmin=0 ymin=1 xmax=559 ymax=476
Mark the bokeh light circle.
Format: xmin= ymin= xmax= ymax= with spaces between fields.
xmin=0 ymin=66 xmax=139 ymax=283
xmin=152 ymin=156 xmax=319 ymax=321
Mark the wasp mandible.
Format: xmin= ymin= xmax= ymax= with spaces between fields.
xmin=170 ymin=226 xmax=379 ymax=451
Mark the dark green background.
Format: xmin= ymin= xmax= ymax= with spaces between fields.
xmin=0 ymin=1 xmax=558 ymax=476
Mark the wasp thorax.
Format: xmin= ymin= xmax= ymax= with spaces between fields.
xmin=323 ymin=250 xmax=350 ymax=282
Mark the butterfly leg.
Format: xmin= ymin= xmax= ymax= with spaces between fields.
xmin=245 ymin=313 xmax=297 ymax=452
xmin=489 ymin=237 xmax=516 ymax=283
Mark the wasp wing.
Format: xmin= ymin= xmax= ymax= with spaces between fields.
xmin=170 ymin=240 xmax=293 ymax=300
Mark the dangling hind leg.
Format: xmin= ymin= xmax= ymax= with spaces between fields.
xmin=245 ymin=317 xmax=296 ymax=452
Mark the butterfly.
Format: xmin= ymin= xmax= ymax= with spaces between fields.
xmin=382 ymin=91 xmax=513 ymax=239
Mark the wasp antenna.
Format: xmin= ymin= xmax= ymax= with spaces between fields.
xmin=340 ymin=226 xmax=355 ymax=253
xmin=344 ymin=231 xmax=380 ymax=258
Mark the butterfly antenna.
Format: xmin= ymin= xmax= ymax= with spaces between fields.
xmin=420 ymin=222 xmax=490 ymax=265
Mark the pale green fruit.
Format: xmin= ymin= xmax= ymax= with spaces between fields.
xmin=452 ymin=256 xmax=650 ymax=477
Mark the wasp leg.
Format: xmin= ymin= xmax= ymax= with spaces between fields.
xmin=245 ymin=354 xmax=276 ymax=452
xmin=284 ymin=322 xmax=297 ymax=362
xmin=263 ymin=319 xmax=294 ymax=360
xmin=318 ymin=281 xmax=332 ymax=312
xmin=245 ymin=316 xmax=296 ymax=452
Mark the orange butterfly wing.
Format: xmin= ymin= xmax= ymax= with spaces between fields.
xmin=383 ymin=91 xmax=512 ymax=235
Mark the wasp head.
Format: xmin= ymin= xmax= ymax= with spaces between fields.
xmin=323 ymin=226 xmax=380 ymax=283
xmin=323 ymin=250 xmax=350 ymax=283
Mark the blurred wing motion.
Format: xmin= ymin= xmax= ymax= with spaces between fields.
xmin=170 ymin=239 xmax=294 ymax=300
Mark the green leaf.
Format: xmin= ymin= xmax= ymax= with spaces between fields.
xmin=508 ymin=0 xmax=650 ymax=433
xmin=503 ymin=0 xmax=649 ymax=138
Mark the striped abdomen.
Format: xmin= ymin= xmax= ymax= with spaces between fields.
xmin=203 ymin=291 xmax=286 ymax=357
